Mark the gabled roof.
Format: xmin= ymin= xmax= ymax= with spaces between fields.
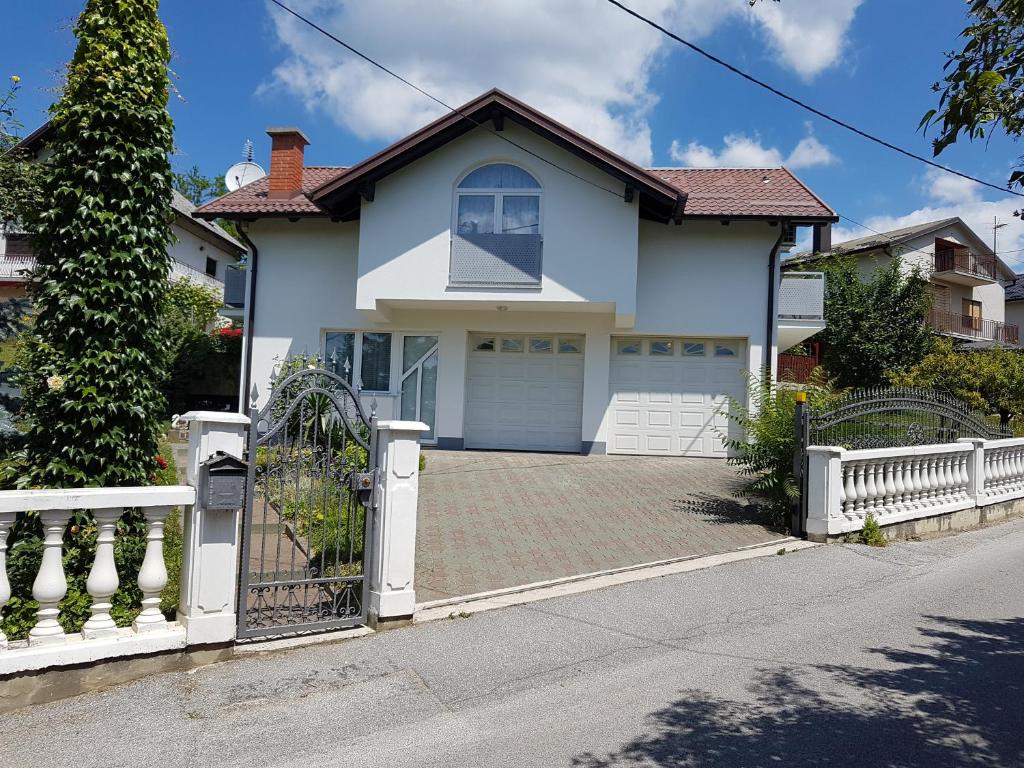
xmin=196 ymin=89 xmax=836 ymax=224
xmin=649 ymin=167 xmax=835 ymax=220
xmin=1007 ymin=274 xmax=1024 ymax=303
xmin=11 ymin=121 xmax=53 ymax=155
xmin=310 ymin=88 xmax=685 ymax=223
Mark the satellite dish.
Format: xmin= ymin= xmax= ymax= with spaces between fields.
xmin=225 ymin=160 xmax=266 ymax=192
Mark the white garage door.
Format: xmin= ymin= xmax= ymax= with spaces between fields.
xmin=608 ymin=337 xmax=747 ymax=457
xmin=464 ymin=334 xmax=584 ymax=452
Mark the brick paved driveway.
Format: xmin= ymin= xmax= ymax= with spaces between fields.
xmin=415 ymin=450 xmax=784 ymax=603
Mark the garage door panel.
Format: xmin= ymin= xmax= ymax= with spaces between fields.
xmin=608 ymin=337 xmax=746 ymax=458
xmin=464 ymin=335 xmax=584 ymax=452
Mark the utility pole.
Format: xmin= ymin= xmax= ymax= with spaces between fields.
xmin=994 ymin=215 xmax=1009 ymax=255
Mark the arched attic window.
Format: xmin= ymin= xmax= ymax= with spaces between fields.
xmin=455 ymin=163 xmax=541 ymax=236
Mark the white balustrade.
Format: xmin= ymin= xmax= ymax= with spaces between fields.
xmin=0 ymin=486 xmax=194 ymax=675
xmin=808 ymin=438 xmax=1024 ymax=539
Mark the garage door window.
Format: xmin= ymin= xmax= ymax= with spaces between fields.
xmin=529 ymin=337 xmax=553 ymax=353
xmin=682 ymin=341 xmax=706 ymax=357
xmin=714 ymin=342 xmax=739 ymax=357
xmin=501 ymin=337 xmax=525 ymax=352
xmin=617 ymin=339 xmax=641 ymax=355
xmin=559 ymin=337 xmax=583 ymax=354
xmin=650 ymin=340 xmax=674 ymax=356
xmin=474 ymin=336 xmax=496 ymax=351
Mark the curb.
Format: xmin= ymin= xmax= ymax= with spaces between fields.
xmin=415 ymin=537 xmax=817 ymax=623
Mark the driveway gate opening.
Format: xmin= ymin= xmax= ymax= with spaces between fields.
xmin=238 ymin=367 xmax=378 ymax=640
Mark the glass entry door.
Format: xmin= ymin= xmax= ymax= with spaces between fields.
xmin=400 ymin=335 xmax=439 ymax=443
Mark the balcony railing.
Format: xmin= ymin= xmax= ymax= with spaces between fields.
xmin=0 ymin=254 xmax=35 ymax=281
xmin=778 ymin=272 xmax=825 ymax=321
xmin=928 ymin=308 xmax=1019 ymax=345
xmin=170 ymin=259 xmax=224 ymax=292
xmin=933 ymin=247 xmax=997 ymax=281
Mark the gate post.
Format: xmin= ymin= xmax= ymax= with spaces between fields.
xmin=369 ymin=420 xmax=430 ymax=628
xmin=177 ymin=410 xmax=250 ymax=646
xmin=792 ymin=391 xmax=809 ymax=537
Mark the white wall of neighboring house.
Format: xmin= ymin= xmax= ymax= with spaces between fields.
xmin=1006 ymin=301 xmax=1024 ymax=332
xmin=846 ymin=222 xmax=1009 ymax=326
xmin=168 ymin=221 xmax=238 ymax=291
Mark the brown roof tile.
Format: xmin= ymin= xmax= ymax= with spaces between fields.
xmin=194 ymin=166 xmax=345 ymax=219
xmin=196 ymin=163 xmax=835 ymax=223
xmin=650 ymin=167 xmax=835 ymax=220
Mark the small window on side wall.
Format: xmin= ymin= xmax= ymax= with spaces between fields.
xmin=205 ymin=257 xmax=217 ymax=277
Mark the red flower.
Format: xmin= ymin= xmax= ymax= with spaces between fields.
xmin=218 ymin=327 xmax=243 ymax=338
xmin=155 ymin=455 xmax=168 ymax=470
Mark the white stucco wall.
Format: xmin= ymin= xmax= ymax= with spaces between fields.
xmin=1006 ymin=301 xmax=1024 ymax=334
xmin=355 ymin=123 xmax=640 ymax=325
xmin=168 ymin=221 xmax=238 ymax=285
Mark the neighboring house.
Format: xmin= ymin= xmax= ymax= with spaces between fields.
xmin=1006 ymin=274 xmax=1024 ymax=333
xmin=196 ymin=89 xmax=834 ymax=457
xmin=0 ymin=122 xmax=245 ymax=302
xmin=787 ymin=217 xmax=1019 ymax=348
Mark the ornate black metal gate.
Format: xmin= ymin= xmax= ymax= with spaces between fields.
xmin=238 ymin=367 xmax=378 ymax=640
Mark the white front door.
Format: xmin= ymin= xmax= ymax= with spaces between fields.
xmin=608 ymin=337 xmax=747 ymax=457
xmin=464 ymin=334 xmax=585 ymax=452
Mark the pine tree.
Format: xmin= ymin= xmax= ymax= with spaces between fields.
xmin=18 ymin=0 xmax=173 ymax=487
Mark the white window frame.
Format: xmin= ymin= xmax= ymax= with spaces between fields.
xmin=322 ymin=330 xmax=396 ymax=395
xmin=454 ymin=163 xmax=543 ymax=237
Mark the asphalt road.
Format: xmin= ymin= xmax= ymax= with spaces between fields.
xmin=6 ymin=519 xmax=1024 ymax=768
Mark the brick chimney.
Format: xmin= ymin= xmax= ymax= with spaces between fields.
xmin=266 ymin=127 xmax=310 ymax=199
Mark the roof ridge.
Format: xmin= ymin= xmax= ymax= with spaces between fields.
xmin=648 ymin=166 xmax=785 ymax=171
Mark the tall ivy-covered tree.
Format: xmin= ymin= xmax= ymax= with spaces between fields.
xmin=18 ymin=0 xmax=174 ymax=487
xmin=812 ymin=256 xmax=934 ymax=389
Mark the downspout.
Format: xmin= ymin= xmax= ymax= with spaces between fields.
xmin=236 ymin=222 xmax=258 ymax=412
xmin=764 ymin=221 xmax=788 ymax=376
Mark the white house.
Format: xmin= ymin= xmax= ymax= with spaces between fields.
xmin=0 ymin=122 xmax=245 ymax=302
xmin=1006 ymin=274 xmax=1024 ymax=333
xmin=197 ymin=89 xmax=833 ymax=457
xmin=787 ymin=217 xmax=1019 ymax=348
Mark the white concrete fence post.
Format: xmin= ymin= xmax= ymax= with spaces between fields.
xmin=958 ymin=438 xmax=986 ymax=505
xmin=804 ymin=446 xmax=844 ymax=542
xmin=369 ymin=420 xmax=430 ymax=626
xmin=177 ymin=411 xmax=250 ymax=645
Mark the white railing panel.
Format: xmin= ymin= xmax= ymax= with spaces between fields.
xmin=979 ymin=437 xmax=1024 ymax=506
xmin=779 ymin=272 xmax=825 ymax=320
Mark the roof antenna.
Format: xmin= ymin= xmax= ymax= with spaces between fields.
xmin=224 ymin=139 xmax=267 ymax=192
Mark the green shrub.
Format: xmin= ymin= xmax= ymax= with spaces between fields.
xmin=719 ymin=369 xmax=837 ymax=528
xmin=858 ymin=513 xmax=887 ymax=547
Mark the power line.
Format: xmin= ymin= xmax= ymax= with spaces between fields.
xmin=267 ymin=0 xmax=630 ymax=202
xmin=605 ymin=0 xmax=1024 ymax=200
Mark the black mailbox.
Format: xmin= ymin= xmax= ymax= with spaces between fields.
xmin=200 ymin=451 xmax=248 ymax=510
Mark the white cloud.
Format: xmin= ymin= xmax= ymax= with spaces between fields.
xmin=832 ymin=169 xmax=1024 ymax=271
xmin=668 ymin=127 xmax=836 ymax=169
xmin=747 ymin=0 xmax=864 ymax=81
xmin=263 ymin=0 xmax=862 ymax=165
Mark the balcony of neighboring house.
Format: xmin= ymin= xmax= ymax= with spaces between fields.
xmin=170 ymin=258 xmax=224 ymax=292
xmin=927 ymin=308 xmax=1019 ymax=346
xmin=0 ymin=233 xmax=35 ymax=283
xmin=931 ymin=238 xmax=998 ymax=287
xmin=778 ymin=271 xmax=826 ymax=350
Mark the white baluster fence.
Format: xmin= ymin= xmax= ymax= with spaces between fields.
xmin=0 ymin=486 xmax=194 ymax=675
xmin=806 ymin=437 xmax=1024 ymax=540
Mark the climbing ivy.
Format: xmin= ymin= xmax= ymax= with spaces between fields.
xmin=16 ymin=0 xmax=174 ymax=488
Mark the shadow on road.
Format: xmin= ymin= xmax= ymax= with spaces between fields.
xmin=572 ymin=615 xmax=1024 ymax=767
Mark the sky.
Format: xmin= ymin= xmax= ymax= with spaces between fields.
xmin=3 ymin=0 xmax=1024 ymax=270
